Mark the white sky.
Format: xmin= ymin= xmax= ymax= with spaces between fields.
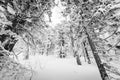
xmin=44 ymin=0 xmax=69 ymax=28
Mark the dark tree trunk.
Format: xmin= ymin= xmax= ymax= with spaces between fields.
xmin=59 ymin=32 xmax=66 ymax=58
xmin=86 ymin=30 xmax=109 ymax=80
xmin=83 ymin=41 xmax=91 ymax=64
xmin=76 ymin=55 xmax=81 ymax=65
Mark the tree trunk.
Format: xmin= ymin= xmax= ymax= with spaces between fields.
xmin=86 ymin=32 xmax=109 ymax=80
xmin=83 ymin=41 xmax=91 ymax=64
xmin=76 ymin=55 xmax=82 ymax=65
xmin=81 ymin=23 xmax=109 ymax=80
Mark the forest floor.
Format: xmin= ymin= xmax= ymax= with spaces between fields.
xmin=17 ymin=54 xmax=102 ymax=80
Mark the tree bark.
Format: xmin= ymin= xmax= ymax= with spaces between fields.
xmin=83 ymin=41 xmax=91 ymax=64
xmin=76 ymin=54 xmax=82 ymax=65
xmin=84 ymin=26 xmax=109 ymax=80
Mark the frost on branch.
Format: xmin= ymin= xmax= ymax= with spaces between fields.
xmin=1 ymin=0 xmax=120 ymax=80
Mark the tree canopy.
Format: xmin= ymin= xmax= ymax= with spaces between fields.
xmin=1 ymin=0 xmax=120 ymax=80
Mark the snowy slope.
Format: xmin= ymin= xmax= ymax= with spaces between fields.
xmin=17 ymin=54 xmax=102 ymax=80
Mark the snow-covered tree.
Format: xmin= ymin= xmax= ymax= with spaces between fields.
xmin=1 ymin=0 xmax=120 ymax=80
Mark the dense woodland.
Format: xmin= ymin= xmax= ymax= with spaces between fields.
xmin=0 ymin=0 xmax=120 ymax=80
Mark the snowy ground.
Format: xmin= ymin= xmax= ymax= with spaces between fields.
xmin=17 ymin=54 xmax=102 ymax=80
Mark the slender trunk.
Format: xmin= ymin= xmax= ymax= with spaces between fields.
xmin=86 ymin=32 xmax=109 ymax=80
xmin=59 ymin=33 xmax=66 ymax=58
xmin=76 ymin=54 xmax=81 ymax=65
xmin=70 ymin=26 xmax=75 ymax=57
xmin=83 ymin=41 xmax=91 ymax=64
xmin=71 ymin=36 xmax=76 ymax=57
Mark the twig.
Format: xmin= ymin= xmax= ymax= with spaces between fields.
xmin=103 ymin=26 xmax=118 ymax=40
xmin=107 ymin=40 xmax=120 ymax=51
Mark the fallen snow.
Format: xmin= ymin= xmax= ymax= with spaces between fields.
xmin=17 ymin=54 xmax=102 ymax=80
